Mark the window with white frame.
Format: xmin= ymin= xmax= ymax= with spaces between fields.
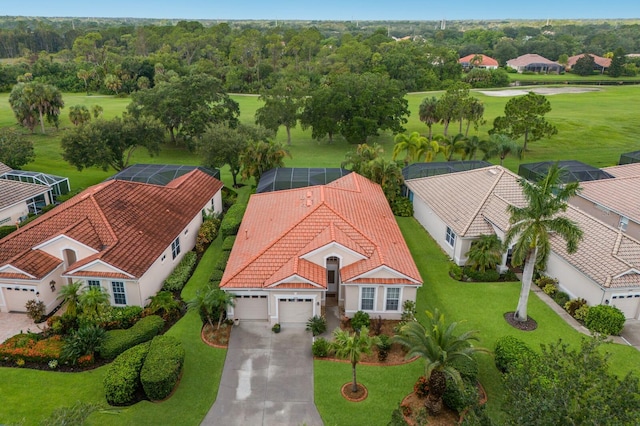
xmin=87 ymin=280 xmax=101 ymax=290
xmin=112 ymin=281 xmax=127 ymax=305
xmin=385 ymin=287 xmax=401 ymax=311
xmin=361 ymin=287 xmax=375 ymax=310
xmin=171 ymin=237 xmax=181 ymax=259
xmin=445 ymin=227 xmax=456 ymax=247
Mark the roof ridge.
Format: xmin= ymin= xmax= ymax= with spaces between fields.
xmin=89 ymin=195 xmax=118 ymax=245
xmin=461 ymin=167 xmax=505 ymax=235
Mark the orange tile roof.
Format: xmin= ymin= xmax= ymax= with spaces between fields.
xmin=221 ymin=173 xmax=422 ymax=290
xmin=0 ymin=169 xmax=222 ymax=279
xmin=459 ymin=54 xmax=499 ymax=67
xmin=567 ymin=54 xmax=611 ymax=69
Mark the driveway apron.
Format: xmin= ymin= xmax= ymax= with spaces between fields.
xmin=202 ymin=323 xmax=323 ymax=426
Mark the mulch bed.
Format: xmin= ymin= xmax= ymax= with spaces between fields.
xmin=401 ymin=392 xmax=459 ymax=426
xmin=341 ymin=382 xmax=368 ymax=402
xmin=201 ymin=323 xmax=233 ymax=348
xmin=504 ymin=312 xmax=538 ymax=331
xmin=0 ymin=356 xmax=109 ymax=372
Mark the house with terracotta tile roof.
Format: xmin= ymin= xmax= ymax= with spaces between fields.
xmin=506 ymin=54 xmax=564 ymax=73
xmin=0 ymin=168 xmax=223 ymax=314
xmin=221 ymin=173 xmax=422 ymax=326
xmin=566 ymin=53 xmax=611 ymax=73
xmin=405 ymin=165 xmax=640 ymax=319
xmin=459 ymin=54 xmax=499 ymax=70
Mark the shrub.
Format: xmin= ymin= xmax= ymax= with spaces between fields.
xmin=585 ymin=305 xmax=625 ymax=336
xmin=209 ymin=269 xmax=224 ymax=285
xmin=564 ymin=298 xmax=587 ymax=318
xmin=162 ymin=251 xmax=197 ymax=292
xmin=542 ymin=283 xmax=558 ymax=296
xmin=220 ymin=202 xmax=247 ymax=238
xmin=306 ymin=315 xmax=327 ymax=336
xmin=221 ymin=186 xmax=237 ymax=210
xmin=574 ymin=305 xmax=590 ymax=322
xmin=460 ymin=405 xmax=495 ymax=426
xmin=536 ymin=275 xmax=558 ymax=289
xmin=371 ymin=315 xmax=383 ymax=335
xmin=140 ymin=335 xmax=185 ymax=401
xmin=463 ymin=267 xmax=500 ymax=282
xmin=391 ymin=197 xmax=414 ymax=217
xmin=377 ymin=334 xmax=392 ymax=361
xmin=501 ymin=269 xmax=519 ymax=282
xmin=61 ymin=325 xmax=106 ymax=364
xmin=351 ymin=311 xmax=370 ymax=332
xmin=552 ymin=291 xmax=571 ymax=307
xmin=195 ymin=218 xmax=221 ymax=254
xmin=443 ymin=377 xmax=479 ymax=413
xmin=215 ymin=251 xmax=231 ymax=272
xmin=0 ymin=333 xmax=63 ymax=363
xmin=414 ymin=376 xmax=429 ymax=398
xmin=312 ymin=337 xmax=330 ymax=357
xmin=401 ymin=300 xmax=416 ymax=322
xmin=99 ymin=306 xmax=143 ymax=330
xmin=0 ymin=225 xmax=17 ymax=239
xmin=25 ymin=299 xmax=46 ymax=322
xmin=98 ymin=315 xmax=165 ymax=359
xmin=222 ymin=236 xmax=236 ymax=251
xmin=104 ymin=341 xmax=151 ymax=405
xmin=451 ymin=355 xmax=479 ymax=381
xmin=494 ymin=336 xmax=536 ymax=373
xmin=449 ymin=262 xmax=463 ymax=280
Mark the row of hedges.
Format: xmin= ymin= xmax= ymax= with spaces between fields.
xmin=215 ymin=251 xmax=231 ymax=272
xmin=195 ymin=218 xmax=221 ymax=254
xmin=221 ymin=236 xmax=236 ymax=251
xmin=99 ymin=315 xmax=164 ymax=360
xmin=449 ymin=263 xmax=519 ymax=282
xmin=219 ymin=203 xmax=247 ymax=239
xmin=104 ymin=341 xmax=151 ymax=405
xmin=162 ymin=251 xmax=197 ymax=292
xmin=140 ymin=335 xmax=186 ymax=401
xmin=209 ymin=269 xmax=224 ymax=287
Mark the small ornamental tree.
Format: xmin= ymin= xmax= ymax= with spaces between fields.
xmin=331 ymin=327 xmax=379 ymax=393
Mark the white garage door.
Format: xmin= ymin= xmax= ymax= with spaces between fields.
xmin=234 ymin=295 xmax=268 ymax=321
xmin=610 ymin=294 xmax=640 ymax=319
xmin=4 ymin=288 xmax=37 ymax=312
xmin=279 ymin=298 xmax=313 ymax=326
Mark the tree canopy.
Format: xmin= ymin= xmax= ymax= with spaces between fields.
xmin=255 ymin=75 xmax=308 ymax=145
xmin=9 ymin=82 xmax=64 ymax=134
xmin=0 ymin=129 xmax=34 ymax=169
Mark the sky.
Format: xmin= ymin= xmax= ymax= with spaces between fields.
xmin=2 ymin=1 xmax=639 ymax=21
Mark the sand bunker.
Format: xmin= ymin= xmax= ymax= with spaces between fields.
xmin=478 ymin=87 xmax=602 ymax=97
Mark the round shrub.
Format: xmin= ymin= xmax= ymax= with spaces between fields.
xmin=391 ymin=197 xmax=414 ymax=217
xmin=494 ymin=336 xmax=536 ymax=373
xmin=449 ymin=262 xmax=463 ymax=280
xmin=104 ymin=341 xmax=151 ymax=406
xmin=140 ymin=335 xmax=185 ymax=401
xmin=450 ymin=355 xmax=479 ymax=382
xmin=443 ymin=377 xmax=479 ymax=413
xmin=99 ymin=315 xmax=164 ymax=360
xmin=305 ymin=315 xmax=327 ymax=336
xmin=552 ymin=291 xmax=571 ymax=307
xmin=542 ymin=283 xmax=558 ymax=296
xmin=377 ymin=334 xmax=392 ymax=362
xmin=585 ymin=305 xmax=625 ymax=336
xmin=463 ymin=267 xmax=500 ymax=282
xmin=351 ymin=311 xmax=370 ymax=332
xmin=209 ymin=269 xmax=224 ymax=286
xmin=312 ymin=337 xmax=330 ymax=357
xmin=574 ymin=305 xmax=590 ymax=322
xmin=564 ymin=298 xmax=587 ymax=318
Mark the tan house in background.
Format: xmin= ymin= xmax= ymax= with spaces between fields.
xmin=0 ymin=168 xmax=223 ymax=314
xmin=566 ymin=53 xmax=611 ymax=73
xmin=507 ymin=53 xmax=564 ymax=73
xmin=221 ymin=173 xmax=422 ymax=326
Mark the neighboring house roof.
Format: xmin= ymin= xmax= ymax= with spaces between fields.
xmin=406 ymin=165 xmax=640 ymax=289
xmin=0 ymin=169 xmax=223 ymax=280
xmin=567 ymin=54 xmax=611 ymax=69
xmin=507 ymin=54 xmax=560 ymax=67
xmin=257 ymin=168 xmax=352 ymax=193
xmin=0 ymin=162 xmax=11 ymax=175
xmin=604 ymin=162 xmax=640 ymax=178
xmin=221 ymin=173 xmax=422 ymax=290
xmin=0 ymin=180 xmax=50 ymax=211
xmin=577 ymin=169 xmax=640 ymax=225
xmin=459 ymin=54 xmax=499 ymax=67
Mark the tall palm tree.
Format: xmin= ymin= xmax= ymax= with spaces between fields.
xmin=504 ymin=163 xmax=583 ymax=322
xmin=481 ymin=133 xmax=523 ymax=166
xmin=393 ymin=132 xmax=428 ymax=165
xmin=435 ymin=133 xmax=466 ymax=161
xmin=56 ymin=281 xmax=83 ymax=318
xmin=465 ymin=234 xmax=503 ymax=272
xmin=462 ymin=135 xmax=486 ymax=161
xmin=341 ymin=143 xmax=384 ymax=174
xmin=394 ymin=309 xmax=488 ymax=415
xmin=418 ymin=96 xmax=439 ymax=141
xmin=331 ymin=326 xmax=379 ymax=393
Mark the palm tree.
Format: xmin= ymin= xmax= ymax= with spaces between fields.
xmin=480 ymin=133 xmax=522 ymax=166
xmin=462 ymin=135 xmax=485 ymax=161
xmin=363 ymin=157 xmax=404 ymax=203
xmin=394 ymin=309 xmax=488 ymax=415
xmin=393 ymin=132 xmax=428 ymax=165
xmin=504 ymin=163 xmax=583 ymax=322
xmin=466 ymin=234 xmax=503 ymax=272
xmin=146 ymin=291 xmax=180 ymax=320
xmin=188 ymin=287 xmax=236 ymax=330
xmin=78 ymin=287 xmax=110 ymax=322
xmin=435 ymin=133 xmax=466 ymax=161
xmin=341 ymin=143 xmax=384 ymax=174
xmin=240 ymin=140 xmax=291 ymax=183
xmin=331 ymin=326 xmax=379 ymax=393
xmin=56 ymin=281 xmax=83 ymax=318
xmin=418 ymin=96 xmax=439 ymax=141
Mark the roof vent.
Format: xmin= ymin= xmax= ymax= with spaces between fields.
xmin=306 ymin=199 xmax=312 ymax=207
xmin=487 ymin=168 xmax=499 ymax=175
xmin=306 ymin=191 xmax=312 ymax=198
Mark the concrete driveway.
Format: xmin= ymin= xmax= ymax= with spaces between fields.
xmin=0 ymin=312 xmax=38 ymax=343
xmin=202 ymin=323 xmax=323 ymax=426
xmin=621 ymin=319 xmax=640 ymax=351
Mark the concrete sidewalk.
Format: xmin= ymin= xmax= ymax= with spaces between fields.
xmin=202 ymin=323 xmax=323 ymax=426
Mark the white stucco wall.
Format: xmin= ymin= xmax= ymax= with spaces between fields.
xmin=343 ymin=284 xmax=418 ymax=320
xmin=0 ymin=201 xmax=29 ymax=226
xmin=303 ymin=244 xmax=364 ymax=268
xmin=413 ymin=197 xmax=459 ymax=263
xmin=544 ymin=253 xmax=607 ymax=306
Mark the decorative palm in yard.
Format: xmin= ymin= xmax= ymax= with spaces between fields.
xmin=187 ymin=287 xmax=235 ymax=330
xmin=394 ymin=309 xmax=488 ymax=415
xmin=504 ymin=163 xmax=583 ymax=322
xmin=56 ymin=281 xmax=83 ymax=318
xmin=331 ymin=326 xmax=379 ymax=394
xmin=465 ymin=234 xmax=503 ymax=272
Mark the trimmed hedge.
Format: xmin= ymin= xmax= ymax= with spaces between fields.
xmin=162 ymin=251 xmax=197 ymax=292
xmin=99 ymin=315 xmax=165 ymax=360
xmin=140 ymin=335 xmax=185 ymax=401
xmin=220 ymin=203 xmax=247 ymax=239
xmin=585 ymin=304 xmax=625 ymax=336
xmin=0 ymin=225 xmax=17 ymax=239
xmin=222 ymin=236 xmax=236 ymax=252
xmin=104 ymin=341 xmax=151 ymax=406
xmin=209 ymin=269 xmax=224 ymax=287
xmin=215 ymin=251 xmax=231 ymax=272
xmin=494 ymin=336 xmax=536 ymax=373
xmin=463 ymin=267 xmax=500 ymax=282
xmin=99 ymin=306 xmax=143 ymax=330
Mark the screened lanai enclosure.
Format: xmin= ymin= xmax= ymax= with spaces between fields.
xmin=106 ymin=164 xmax=220 ymax=186
xmin=0 ymin=170 xmax=70 ymax=198
xmin=256 ymin=168 xmax=352 ymax=193
xmin=518 ymin=160 xmax=614 ymax=183
xmin=619 ymin=151 xmax=640 ymax=165
xmin=402 ymin=161 xmax=492 ymax=181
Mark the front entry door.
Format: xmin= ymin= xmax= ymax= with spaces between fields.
xmin=326 ymin=257 xmax=339 ymax=295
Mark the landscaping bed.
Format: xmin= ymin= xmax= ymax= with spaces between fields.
xmin=201 ymin=323 xmax=233 ymax=348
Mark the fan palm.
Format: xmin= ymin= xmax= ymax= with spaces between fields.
xmin=394 ymin=309 xmax=488 ymax=415
xmin=331 ymin=326 xmax=379 ymax=393
xmin=504 ymin=163 xmax=583 ymax=322
xmin=418 ymin=96 xmax=439 ymax=141
xmin=466 ymin=234 xmax=503 ymax=272
xmin=56 ymin=281 xmax=83 ymax=318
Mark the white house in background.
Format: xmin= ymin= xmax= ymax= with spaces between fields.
xmin=0 ymin=179 xmax=53 ymax=227
xmin=221 ymin=173 xmax=423 ymax=326
xmin=405 ymin=165 xmax=640 ymax=319
xmin=0 ymin=168 xmax=223 ymax=314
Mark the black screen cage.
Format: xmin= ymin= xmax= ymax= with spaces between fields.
xmin=106 ymin=164 xmax=220 ymax=186
xmin=619 ymin=150 xmax=640 ymax=165
xmin=402 ymin=161 xmax=492 ymax=181
xmin=518 ymin=160 xmax=613 ymax=183
xmin=257 ymin=168 xmax=352 ymax=193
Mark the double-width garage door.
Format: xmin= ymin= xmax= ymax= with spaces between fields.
xmin=234 ymin=295 xmax=268 ymax=321
xmin=611 ymin=294 xmax=640 ymax=319
xmin=279 ymin=298 xmax=313 ymax=326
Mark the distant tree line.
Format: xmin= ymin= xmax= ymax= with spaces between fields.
xmin=1 ymin=19 xmax=640 ymax=93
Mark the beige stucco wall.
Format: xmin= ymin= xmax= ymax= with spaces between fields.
xmin=303 ymin=244 xmax=364 ymax=268
xmin=37 ymin=236 xmax=97 ymax=264
xmin=544 ymin=253 xmax=606 ymax=306
xmin=570 ymin=196 xmax=640 ymax=241
xmin=343 ymin=284 xmax=418 ymax=320
xmin=0 ymin=201 xmax=29 ymax=226
xmin=0 ymin=263 xmax=65 ymax=314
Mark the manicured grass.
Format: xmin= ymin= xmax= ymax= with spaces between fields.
xmin=507 ymin=72 xmax=640 ymax=83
